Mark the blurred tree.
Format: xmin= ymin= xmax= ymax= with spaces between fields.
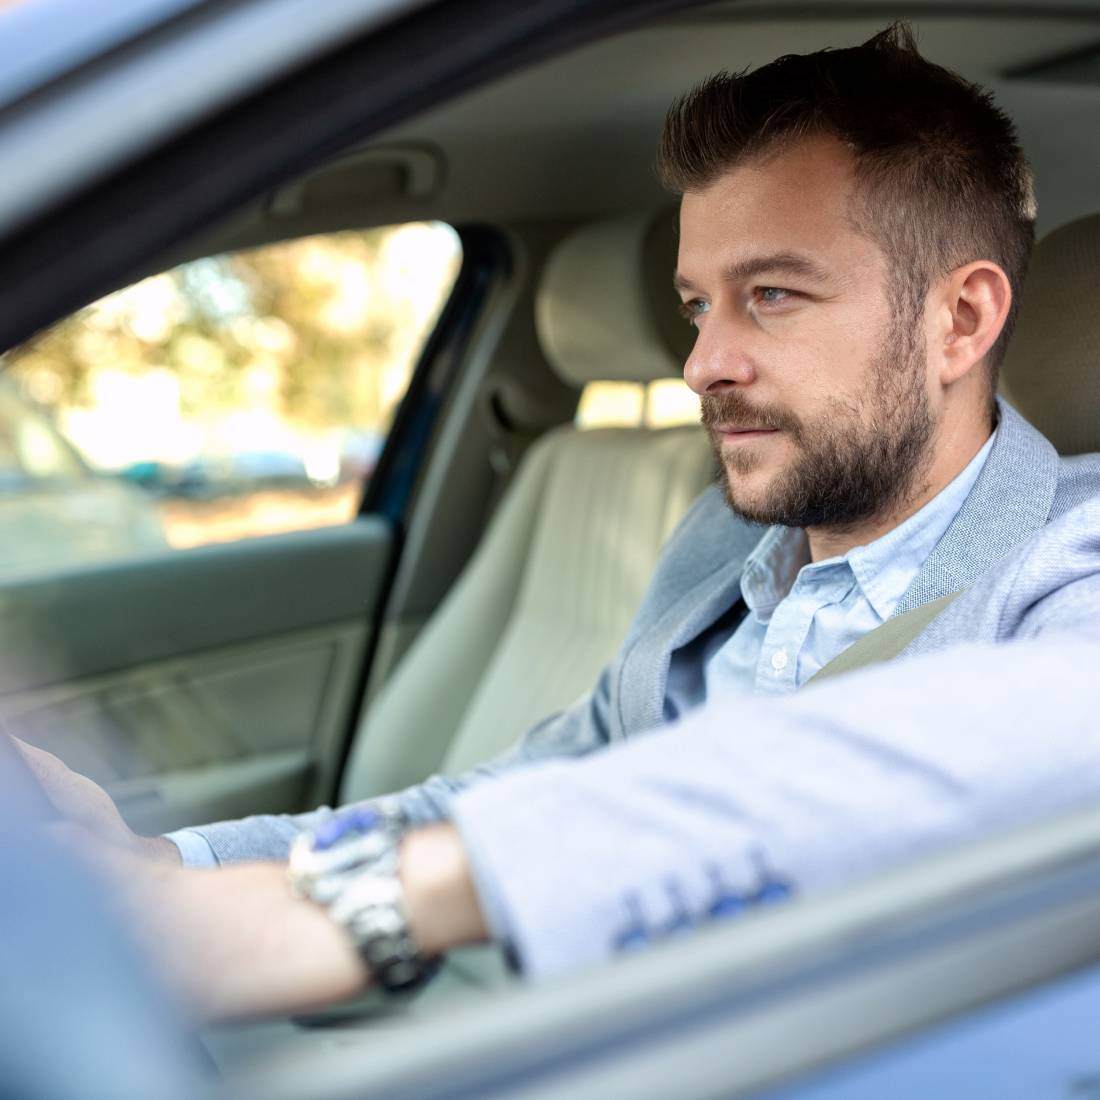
xmin=2 ymin=225 xmax=459 ymax=442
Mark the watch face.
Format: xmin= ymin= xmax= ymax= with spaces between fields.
xmin=289 ymin=821 xmax=434 ymax=993
xmin=289 ymin=822 xmax=397 ymax=894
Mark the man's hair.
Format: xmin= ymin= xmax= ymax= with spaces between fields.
xmin=657 ymin=23 xmax=1035 ymax=388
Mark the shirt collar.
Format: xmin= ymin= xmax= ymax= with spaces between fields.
xmin=740 ymin=525 xmax=810 ymax=621
xmin=738 ymin=428 xmax=997 ymax=623
xmin=846 ymin=429 xmax=996 ymax=619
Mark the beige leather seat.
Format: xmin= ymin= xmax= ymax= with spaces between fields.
xmin=1000 ymin=211 xmax=1100 ymax=457
xmin=341 ymin=212 xmax=713 ymax=802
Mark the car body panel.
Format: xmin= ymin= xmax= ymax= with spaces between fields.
xmin=0 ymin=0 xmax=430 ymax=233
xmin=0 ymin=0 xmax=205 ymax=107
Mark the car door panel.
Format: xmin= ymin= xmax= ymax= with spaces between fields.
xmin=0 ymin=520 xmax=390 ymax=833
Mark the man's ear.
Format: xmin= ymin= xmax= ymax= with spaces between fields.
xmin=933 ymin=261 xmax=1012 ymax=386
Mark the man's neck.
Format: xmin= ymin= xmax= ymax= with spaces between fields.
xmin=805 ymin=417 xmax=995 ymax=563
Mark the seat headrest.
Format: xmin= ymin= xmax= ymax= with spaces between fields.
xmin=1001 ymin=213 xmax=1100 ymax=455
xmin=535 ymin=211 xmax=694 ymax=388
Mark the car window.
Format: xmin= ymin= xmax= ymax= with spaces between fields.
xmin=0 ymin=222 xmax=461 ymax=563
xmin=576 ymin=378 xmax=700 ymax=429
xmin=0 ymin=383 xmax=86 ymax=485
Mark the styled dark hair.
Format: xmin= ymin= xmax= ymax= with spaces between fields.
xmin=657 ymin=23 xmax=1035 ymax=386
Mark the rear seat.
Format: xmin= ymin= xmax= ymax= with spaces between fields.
xmin=999 ymin=211 xmax=1100 ymax=460
xmin=341 ymin=211 xmax=713 ymax=801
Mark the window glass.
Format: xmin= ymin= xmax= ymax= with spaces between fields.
xmin=0 ymin=384 xmax=85 ymax=484
xmin=575 ymin=377 xmax=700 ymax=429
xmin=0 ymin=223 xmax=461 ymax=569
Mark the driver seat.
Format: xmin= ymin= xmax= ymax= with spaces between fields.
xmin=341 ymin=211 xmax=712 ymax=802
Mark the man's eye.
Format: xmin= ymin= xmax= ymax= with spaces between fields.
xmin=754 ymin=287 xmax=793 ymax=306
xmin=678 ymin=299 xmax=709 ymax=324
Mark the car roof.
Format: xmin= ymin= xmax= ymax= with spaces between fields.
xmin=5 ymin=1 xmax=1100 ymax=326
xmin=156 ymin=2 xmax=1100 ymax=267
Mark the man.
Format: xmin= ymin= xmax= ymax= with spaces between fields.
xmin=17 ymin=25 xmax=1100 ymax=1013
xmin=158 ymin=22 xmax=1094 ymax=864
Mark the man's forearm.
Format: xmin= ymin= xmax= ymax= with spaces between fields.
xmin=139 ymin=834 xmax=183 ymax=865
xmin=400 ymin=823 xmax=489 ymax=956
xmin=129 ymin=862 xmax=368 ymax=1021
xmin=125 ymin=824 xmax=487 ymax=1022
xmin=449 ymin=635 xmax=1100 ymax=979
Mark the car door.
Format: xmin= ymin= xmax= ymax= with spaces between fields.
xmin=0 ymin=221 xmax=495 ymax=836
xmin=0 ymin=0 xmax=669 ymax=835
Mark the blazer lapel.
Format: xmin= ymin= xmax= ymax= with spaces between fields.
xmin=895 ymin=399 xmax=1060 ymax=615
xmin=616 ymin=523 xmax=762 ymax=736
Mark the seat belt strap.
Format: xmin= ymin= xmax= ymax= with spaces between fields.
xmin=805 ymin=590 xmax=963 ymax=687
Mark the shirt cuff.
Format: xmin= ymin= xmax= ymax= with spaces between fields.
xmin=164 ymin=828 xmax=220 ymax=869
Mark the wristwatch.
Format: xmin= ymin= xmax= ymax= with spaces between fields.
xmin=287 ymin=802 xmax=440 ymax=993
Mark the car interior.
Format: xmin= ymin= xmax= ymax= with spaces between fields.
xmin=4 ymin=0 xmax=1100 ymax=1095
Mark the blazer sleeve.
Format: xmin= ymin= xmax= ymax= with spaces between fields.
xmin=454 ymin=633 xmax=1100 ymax=979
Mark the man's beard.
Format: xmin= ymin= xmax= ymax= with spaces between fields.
xmin=701 ymin=321 xmax=935 ymax=532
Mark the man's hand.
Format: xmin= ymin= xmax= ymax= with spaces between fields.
xmin=11 ymin=739 xmax=491 ymax=1021
xmin=12 ymin=738 xmax=180 ymax=864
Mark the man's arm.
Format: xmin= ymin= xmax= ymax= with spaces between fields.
xmin=7 ymin=662 xmax=619 ymax=869
xmin=9 ymin=660 xmax=621 ymax=870
xmin=451 ymin=633 xmax=1100 ymax=978
xmin=112 ymin=824 xmax=485 ymax=1021
xmin=120 ymin=632 xmax=1100 ymax=1016
xmin=18 ymin=486 xmax=728 ymax=868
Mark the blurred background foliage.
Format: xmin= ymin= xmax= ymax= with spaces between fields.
xmin=0 ymin=224 xmax=460 ymax=553
xmin=3 ymin=224 xmax=461 ymax=464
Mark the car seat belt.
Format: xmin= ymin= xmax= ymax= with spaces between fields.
xmin=805 ymin=591 xmax=963 ymax=686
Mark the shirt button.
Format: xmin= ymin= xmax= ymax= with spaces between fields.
xmin=771 ymin=650 xmax=788 ymax=671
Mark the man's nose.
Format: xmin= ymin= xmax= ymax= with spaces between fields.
xmin=683 ymin=320 xmax=756 ymax=396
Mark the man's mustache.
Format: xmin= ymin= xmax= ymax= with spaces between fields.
xmin=699 ymin=392 xmax=802 ymax=435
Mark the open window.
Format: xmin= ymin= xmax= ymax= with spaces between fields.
xmin=1 ymin=222 xmax=460 ymax=575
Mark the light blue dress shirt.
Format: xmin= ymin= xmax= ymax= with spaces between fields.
xmin=661 ymin=431 xmax=996 ymax=723
xmin=702 ymin=432 xmax=996 ymax=702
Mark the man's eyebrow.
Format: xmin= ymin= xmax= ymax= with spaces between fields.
xmin=673 ymin=252 xmax=832 ymax=293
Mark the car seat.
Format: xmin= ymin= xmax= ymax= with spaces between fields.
xmin=341 ymin=211 xmax=713 ymax=801
xmin=999 ymin=211 xmax=1100 ymax=459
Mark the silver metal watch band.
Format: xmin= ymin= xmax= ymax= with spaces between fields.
xmin=287 ymin=810 xmax=440 ymax=993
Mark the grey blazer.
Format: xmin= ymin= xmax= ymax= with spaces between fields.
xmin=185 ymin=399 xmax=1100 ymax=863
xmin=451 ymin=498 xmax=1100 ymax=979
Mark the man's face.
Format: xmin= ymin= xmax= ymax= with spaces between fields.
xmin=675 ymin=135 xmax=934 ymax=532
